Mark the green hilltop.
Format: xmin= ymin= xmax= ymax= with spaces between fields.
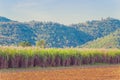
xmin=82 ymin=29 xmax=120 ymax=48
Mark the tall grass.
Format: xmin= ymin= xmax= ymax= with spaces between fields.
xmin=0 ymin=46 xmax=120 ymax=69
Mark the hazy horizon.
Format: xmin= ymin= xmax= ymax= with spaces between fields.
xmin=0 ymin=0 xmax=120 ymax=25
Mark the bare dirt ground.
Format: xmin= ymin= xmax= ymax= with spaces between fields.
xmin=0 ymin=65 xmax=120 ymax=80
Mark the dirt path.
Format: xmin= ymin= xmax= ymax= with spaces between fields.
xmin=0 ymin=65 xmax=120 ymax=80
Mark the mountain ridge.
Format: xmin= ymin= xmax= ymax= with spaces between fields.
xmin=0 ymin=16 xmax=120 ymax=48
xmin=71 ymin=17 xmax=120 ymax=39
xmin=0 ymin=16 xmax=13 ymax=22
xmin=0 ymin=17 xmax=93 ymax=47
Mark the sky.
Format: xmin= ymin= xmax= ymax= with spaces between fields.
xmin=0 ymin=0 xmax=120 ymax=25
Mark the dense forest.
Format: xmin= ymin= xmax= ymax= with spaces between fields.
xmin=0 ymin=16 xmax=120 ymax=48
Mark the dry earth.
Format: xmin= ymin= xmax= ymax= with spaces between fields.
xmin=0 ymin=65 xmax=120 ymax=80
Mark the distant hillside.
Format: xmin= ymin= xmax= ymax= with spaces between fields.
xmin=82 ymin=29 xmax=120 ymax=48
xmin=0 ymin=16 xmax=120 ymax=48
xmin=0 ymin=17 xmax=93 ymax=47
xmin=25 ymin=21 xmax=93 ymax=47
xmin=0 ymin=22 xmax=36 ymax=45
xmin=71 ymin=18 xmax=120 ymax=39
xmin=0 ymin=16 xmax=12 ymax=22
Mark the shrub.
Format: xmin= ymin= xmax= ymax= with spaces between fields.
xmin=18 ymin=41 xmax=32 ymax=47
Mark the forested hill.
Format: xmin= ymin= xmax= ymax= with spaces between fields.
xmin=0 ymin=22 xmax=36 ymax=45
xmin=25 ymin=21 xmax=93 ymax=47
xmin=0 ymin=17 xmax=93 ymax=47
xmin=0 ymin=16 xmax=120 ymax=48
xmin=71 ymin=17 xmax=120 ymax=39
xmin=81 ymin=29 xmax=120 ymax=48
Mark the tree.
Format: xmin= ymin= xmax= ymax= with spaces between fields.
xmin=18 ymin=41 xmax=31 ymax=47
xmin=36 ymin=40 xmax=46 ymax=48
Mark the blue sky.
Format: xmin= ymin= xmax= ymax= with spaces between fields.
xmin=0 ymin=0 xmax=120 ymax=24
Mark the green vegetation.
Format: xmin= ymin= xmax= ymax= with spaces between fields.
xmin=71 ymin=17 xmax=120 ymax=39
xmin=36 ymin=40 xmax=46 ymax=48
xmin=82 ymin=29 xmax=120 ymax=48
xmin=0 ymin=17 xmax=120 ymax=48
xmin=18 ymin=41 xmax=32 ymax=47
xmin=0 ymin=47 xmax=120 ymax=69
xmin=28 ymin=21 xmax=93 ymax=47
xmin=0 ymin=20 xmax=93 ymax=47
xmin=0 ymin=22 xmax=35 ymax=45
